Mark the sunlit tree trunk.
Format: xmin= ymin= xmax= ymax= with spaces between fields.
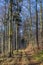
xmin=9 ymin=0 xmax=13 ymax=57
xmin=3 ymin=0 xmax=7 ymax=56
xmin=40 ymin=0 xmax=43 ymax=49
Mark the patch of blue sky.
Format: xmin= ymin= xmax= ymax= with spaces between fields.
xmin=0 ymin=26 xmax=4 ymax=31
xmin=37 ymin=4 xmax=40 ymax=12
xmin=22 ymin=6 xmax=29 ymax=15
xmin=21 ymin=0 xmax=40 ymax=21
xmin=0 ymin=21 xmax=4 ymax=31
xmin=31 ymin=0 xmax=36 ymax=5
xmin=0 ymin=0 xmax=4 ymax=5
xmin=23 ymin=0 xmax=29 ymax=8
xmin=20 ymin=13 xmax=26 ymax=21
xmin=20 ymin=0 xmax=30 ymax=21
xmin=0 ymin=0 xmax=8 ymax=7
xmin=31 ymin=0 xmax=35 ymax=2
xmin=41 ymin=2 xmax=43 ymax=7
xmin=31 ymin=7 xmax=35 ymax=14
xmin=31 ymin=1 xmax=40 ymax=14
xmin=21 ymin=11 xmax=30 ymax=21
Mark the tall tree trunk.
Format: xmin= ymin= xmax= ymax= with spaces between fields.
xmin=36 ymin=0 xmax=39 ymax=49
xmin=40 ymin=0 xmax=43 ymax=49
xmin=3 ymin=0 xmax=7 ymax=56
xmin=29 ymin=0 xmax=32 ymax=43
xmin=16 ymin=24 xmax=18 ymax=50
xmin=9 ymin=0 xmax=13 ymax=57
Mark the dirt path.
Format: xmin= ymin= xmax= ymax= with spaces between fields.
xmin=0 ymin=55 xmax=43 ymax=65
xmin=0 ymin=46 xmax=43 ymax=65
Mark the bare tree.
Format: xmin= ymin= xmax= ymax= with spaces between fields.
xmin=36 ymin=0 xmax=39 ymax=49
xmin=40 ymin=0 xmax=43 ymax=49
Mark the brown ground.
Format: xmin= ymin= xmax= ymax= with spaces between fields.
xmin=0 ymin=44 xmax=43 ymax=65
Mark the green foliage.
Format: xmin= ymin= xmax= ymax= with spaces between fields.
xmin=33 ymin=50 xmax=43 ymax=61
xmin=13 ymin=50 xmax=22 ymax=55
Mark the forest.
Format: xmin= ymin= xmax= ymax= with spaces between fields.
xmin=0 ymin=0 xmax=43 ymax=65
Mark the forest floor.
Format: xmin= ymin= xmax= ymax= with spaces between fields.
xmin=0 ymin=44 xmax=43 ymax=65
